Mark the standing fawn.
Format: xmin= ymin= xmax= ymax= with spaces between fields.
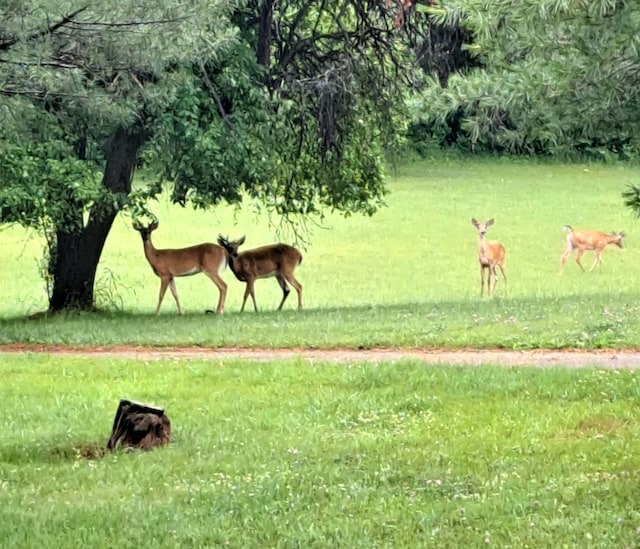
xmin=217 ymin=235 xmax=303 ymax=312
xmin=560 ymin=225 xmax=626 ymax=273
xmin=471 ymin=218 xmax=507 ymax=296
xmin=133 ymin=220 xmax=228 ymax=315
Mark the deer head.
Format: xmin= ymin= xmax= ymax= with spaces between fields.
xmin=217 ymin=235 xmax=246 ymax=257
xmin=133 ymin=219 xmax=159 ymax=241
xmin=471 ymin=218 xmax=494 ymax=237
xmin=611 ymin=231 xmax=626 ymax=248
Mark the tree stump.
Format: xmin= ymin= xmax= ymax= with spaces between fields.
xmin=107 ymin=399 xmax=171 ymax=451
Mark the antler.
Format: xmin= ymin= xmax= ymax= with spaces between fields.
xmin=132 ymin=217 xmax=159 ymax=232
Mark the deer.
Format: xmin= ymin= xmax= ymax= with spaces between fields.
xmin=471 ymin=218 xmax=507 ymax=297
xmin=133 ymin=220 xmax=228 ymax=315
xmin=217 ymin=235 xmax=303 ymax=312
xmin=560 ymin=225 xmax=626 ymax=273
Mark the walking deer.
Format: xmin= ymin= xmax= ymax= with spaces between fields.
xmin=471 ymin=218 xmax=507 ymax=296
xmin=133 ymin=220 xmax=228 ymax=315
xmin=217 ymin=235 xmax=303 ymax=312
xmin=560 ymin=225 xmax=626 ymax=273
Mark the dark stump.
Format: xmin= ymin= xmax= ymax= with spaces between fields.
xmin=107 ymin=399 xmax=171 ymax=451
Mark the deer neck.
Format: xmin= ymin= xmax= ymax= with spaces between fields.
xmin=142 ymin=237 xmax=157 ymax=262
xmin=225 ymin=250 xmax=240 ymax=276
xmin=478 ymin=235 xmax=493 ymax=264
xmin=478 ymin=235 xmax=488 ymax=255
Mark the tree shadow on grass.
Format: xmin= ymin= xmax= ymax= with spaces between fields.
xmin=1 ymin=291 xmax=639 ymax=350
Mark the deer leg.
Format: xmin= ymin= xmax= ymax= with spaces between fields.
xmin=241 ymin=279 xmax=258 ymax=312
xmin=249 ymin=280 xmax=258 ymax=312
xmin=276 ymin=275 xmax=290 ymax=311
xmin=484 ymin=265 xmax=493 ymax=296
xmin=480 ymin=266 xmax=486 ymax=296
xmin=487 ymin=266 xmax=495 ymax=296
xmin=490 ymin=266 xmax=499 ymax=296
xmin=285 ymin=274 xmax=303 ymax=310
xmin=240 ymin=284 xmax=251 ymax=312
xmin=498 ymin=264 xmax=507 ymax=296
xmin=156 ymin=277 xmax=171 ymax=315
xmin=204 ymin=271 xmax=227 ymax=315
xmin=168 ymin=278 xmax=183 ymax=315
xmin=560 ymin=245 xmax=573 ymax=274
xmin=574 ymin=250 xmax=586 ymax=271
xmin=589 ymin=252 xmax=602 ymax=272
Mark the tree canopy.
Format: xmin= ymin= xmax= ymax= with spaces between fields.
xmin=411 ymin=0 xmax=640 ymax=157
xmin=0 ymin=1 xmax=426 ymax=311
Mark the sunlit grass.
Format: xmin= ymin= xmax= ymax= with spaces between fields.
xmin=1 ymin=155 xmax=639 ymax=349
xmin=1 ymin=355 xmax=639 ymax=547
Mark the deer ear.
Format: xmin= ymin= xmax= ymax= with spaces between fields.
xmin=238 ymin=235 xmax=246 ymax=245
xmin=150 ymin=220 xmax=159 ymax=231
xmin=471 ymin=218 xmax=478 ymax=227
xmin=486 ymin=218 xmax=495 ymax=227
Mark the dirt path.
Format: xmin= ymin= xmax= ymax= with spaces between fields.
xmin=2 ymin=344 xmax=640 ymax=369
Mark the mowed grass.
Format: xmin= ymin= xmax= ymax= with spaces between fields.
xmin=1 ymin=355 xmax=639 ymax=548
xmin=2 ymin=156 xmax=640 ymax=548
xmin=1 ymin=155 xmax=639 ymax=348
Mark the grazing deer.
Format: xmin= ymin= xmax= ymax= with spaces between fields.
xmin=217 ymin=235 xmax=303 ymax=312
xmin=471 ymin=218 xmax=507 ymax=296
xmin=133 ymin=220 xmax=228 ymax=315
xmin=560 ymin=225 xmax=626 ymax=273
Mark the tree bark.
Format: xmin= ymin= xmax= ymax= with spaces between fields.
xmin=257 ymin=0 xmax=275 ymax=68
xmin=49 ymin=123 xmax=147 ymax=312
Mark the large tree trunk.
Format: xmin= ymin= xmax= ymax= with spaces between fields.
xmin=49 ymin=124 xmax=147 ymax=312
xmin=257 ymin=0 xmax=275 ymax=68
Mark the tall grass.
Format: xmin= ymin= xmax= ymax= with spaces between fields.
xmin=1 ymin=155 xmax=639 ymax=348
xmin=1 ymin=355 xmax=640 ymax=547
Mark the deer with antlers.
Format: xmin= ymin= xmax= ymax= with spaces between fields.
xmin=471 ymin=218 xmax=507 ymax=297
xmin=133 ymin=220 xmax=228 ymax=315
xmin=217 ymin=235 xmax=303 ymax=312
xmin=560 ymin=225 xmax=626 ymax=273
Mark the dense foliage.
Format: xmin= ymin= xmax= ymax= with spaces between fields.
xmin=409 ymin=1 xmax=640 ymax=158
xmin=0 ymin=1 xmax=424 ymax=311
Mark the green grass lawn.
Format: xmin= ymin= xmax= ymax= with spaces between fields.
xmin=1 ymin=155 xmax=639 ymax=349
xmin=1 ymin=355 xmax=639 ymax=547
xmin=2 ymin=157 xmax=640 ymax=548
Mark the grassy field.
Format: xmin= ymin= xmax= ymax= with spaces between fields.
xmin=1 ymin=354 xmax=639 ymax=547
xmin=2 ymin=157 xmax=640 ymax=548
xmin=1 ymin=155 xmax=639 ymax=349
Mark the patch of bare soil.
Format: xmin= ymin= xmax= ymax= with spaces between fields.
xmin=1 ymin=344 xmax=640 ymax=368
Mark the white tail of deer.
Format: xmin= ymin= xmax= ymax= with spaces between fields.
xmin=471 ymin=218 xmax=507 ymax=296
xmin=133 ymin=220 xmax=228 ymax=315
xmin=560 ymin=225 xmax=626 ymax=273
xmin=217 ymin=235 xmax=303 ymax=312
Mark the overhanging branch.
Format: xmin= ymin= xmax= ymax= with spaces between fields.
xmin=0 ymin=6 xmax=90 ymax=51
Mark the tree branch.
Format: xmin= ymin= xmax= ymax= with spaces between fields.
xmin=0 ymin=6 xmax=90 ymax=51
xmin=198 ymin=60 xmax=235 ymax=131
